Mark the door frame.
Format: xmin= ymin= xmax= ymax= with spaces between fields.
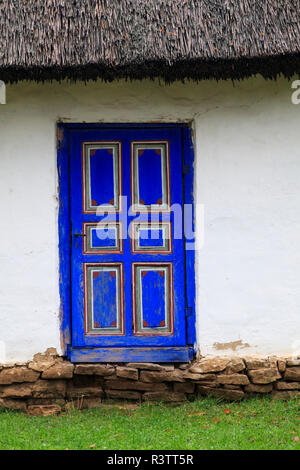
xmin=57 ymin=123 xmax=196 ymax=362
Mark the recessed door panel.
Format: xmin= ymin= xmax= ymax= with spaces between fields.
xmin=133 ymin=263 xmax=173 ymax=335
xmin=84 ymin=263 xmax=124 ymax=335
xmin=82 ymin=142 xmax=121 ymax=213
xmin=131 ymin=141 xmax=170 ymax=212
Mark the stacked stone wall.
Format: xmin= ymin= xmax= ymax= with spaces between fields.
xmin=1 ymin=349 xmax=299 ymax=415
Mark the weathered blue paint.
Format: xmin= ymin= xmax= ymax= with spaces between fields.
xmin=70 ymin=346 xmax=194 ymax=363
xmin=57 ymin=123 xmax=196 ymax=362
xmin=182 ymin=127 xmax=197 ymax=348
xmin=57 ymin=123 xmax=71 ymax=355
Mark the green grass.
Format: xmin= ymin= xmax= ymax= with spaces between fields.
xmin=0 ymin=397 xmax=299 ymax=450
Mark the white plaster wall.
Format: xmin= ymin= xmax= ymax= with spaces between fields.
xmin=0 ymin=77 xmax=299 ymax=363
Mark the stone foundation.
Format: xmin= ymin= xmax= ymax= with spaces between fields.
xmin=1 ymin=349 xmax=300 ymax=415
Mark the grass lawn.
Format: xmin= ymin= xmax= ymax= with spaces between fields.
xmin=0 ymin=397 xmax=299 ymax=450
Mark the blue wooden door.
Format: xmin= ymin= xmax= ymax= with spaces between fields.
xmin=69 ymin=126 xmax=187 ymax=356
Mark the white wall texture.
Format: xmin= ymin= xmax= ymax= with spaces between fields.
xmin=0 ymin=77 xmax=299 ymax=363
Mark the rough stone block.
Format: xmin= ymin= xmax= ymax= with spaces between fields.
xmin=248 ymin=368 xmax=281 ymax=384
xmin=105 ymin=390 xmax=141 ymax=400
xmin=190 ymin=373 xmax=216 ymax=381
xmin=225 ymin=358 xmax=245 ymax=374
xmin=245 ymin=358 xmax=271 ymax=370
xmin=275 ymin=381 xmax=300 ymax=390
xmin=43 ymin=348 xmax=59 ymax=357
xmin=140 ymin=370 xmax=184 ymax=383
xmin=189 ymin=358 xmax=230 ymax=374
xmin=217 ymin=374 xmax=249 ymax=385
xmin=0 ymin=367 xmax=39 ymax=385
xmin=194 ymin=380 xmax=219 ymax=387
xmin=116 ymin=367 xmax=138 ymax=380
xmin=1 ymin=383 xmax=33 ymax=398
xmin=197 ymin=385 xmax=244 ymax=400
xmin=75 ymin=364 xmax=115 ymax=376
xmin=42 ymin=362 xmax=74 ymax=379
xmin=32 ymin=380 xmax=67 ymax=398
xmin=28 ymin=358 xmax=57 ymax=372
xmin=223 ymin=384 xmax=243 ymax=390
xmin=284 ymin=367 xmax=300 ymax=381
xmin=27 ymin=404 xmax=61 ymax=416
xmin=33 ymin=349 xmax=59 ymax=362
xmin=182 ymin=371 xmax=216 ymax=381
xmin=244 ymin=383 xmax=273 ymax=393
xmin=104 ymin=379 xmax=168 ymax=392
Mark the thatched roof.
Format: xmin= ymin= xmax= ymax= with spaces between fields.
xmin=1 ymin=0 xmax=300 ymax=83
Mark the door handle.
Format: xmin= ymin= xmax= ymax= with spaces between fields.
xmin=73 ymin=232 xmax=86 ymax=248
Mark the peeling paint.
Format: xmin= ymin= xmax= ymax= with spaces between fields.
xmin=213 ymin=340 xmax=250 ymax=352
xmin=57 ymin=127 xmax=64 ymax=145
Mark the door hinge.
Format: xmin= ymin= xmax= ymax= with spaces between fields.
xmin=185 ymin=307 xmax=193 ymax=318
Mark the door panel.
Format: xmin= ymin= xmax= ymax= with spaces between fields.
xmin=83 ymin=222 xmax=123 ymax=254
xmin=131 ymin=222 xmax=172 ymax=254
xmin=82 ymin=141 xmax=122 ymax=213
xmin=70 ymin=127 xmax=186 ymax=349
xmin=131 ymin=141 xmax=170 ymax=211
xmin=84 ymin=263 xmax=124 ymax=336
xmin=132 ymin=263 xmax=173 ymax=336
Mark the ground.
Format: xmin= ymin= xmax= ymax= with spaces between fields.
xmin=0 ymin=397 xmax=299 ymax=450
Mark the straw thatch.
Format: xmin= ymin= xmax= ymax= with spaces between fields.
xmin=0 ymin=0 xmax=300 ymax=83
